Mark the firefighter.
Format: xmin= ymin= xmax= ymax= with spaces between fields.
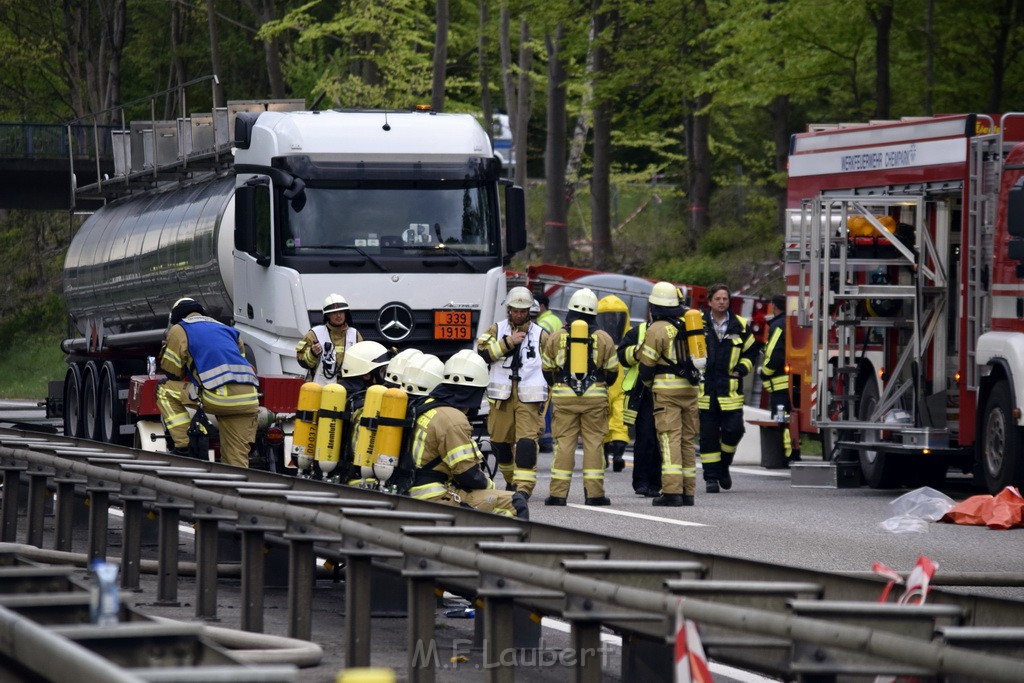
xmin=338 ymin=340 xmax=392 ymax=483
xmin=296 ymin=294 xmax=363 ymax=385
xmin=542 ymin=288 xmax=620 ymax=506
xmin=534 ymin=292 xmax=561 ymax=454
xmin=700 ymin=283 xmax=758 ymax=493
xmin=596 ymin=294 xmax=630 ymax=472
xmin=619 ymin=308 xmax=661 ymax=497
xmin=760 ymin=294 xmax=800 ymax=463
xmin=156 ymin=297 xmax=260 ymax=468
xmin=408 ymin=350 xmax=528 ymax=519
xmin=476 ymin=286 xmax=550 ymax=497
xmin=637 ymin=283 xmax=703 ymax=506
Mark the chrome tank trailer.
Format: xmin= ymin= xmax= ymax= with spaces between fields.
xmin=63 ymin=174 xmax=235 ymax=350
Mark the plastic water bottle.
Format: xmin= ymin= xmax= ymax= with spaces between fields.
xmin=775 ymin=404 xmax=786 ymax=424
xmin=90 ymin=560 xmax=120 ymax=626
xmin=147 ymin=356 xmax=156 ymax=377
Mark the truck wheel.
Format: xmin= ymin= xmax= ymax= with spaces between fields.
xmin=62 ymin=364 xmax=84 ymax=438
xmin=981 ymin=380 xmax=1024 ymax=494
xmin=98 ymin=362 xmax=130 ymax=445
xmin=857 ymin=378 xmax=901 ymax=488
xmin=81 ymin=362 xmax=101 ymax=442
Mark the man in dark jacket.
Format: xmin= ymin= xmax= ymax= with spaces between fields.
xmin=699 ymin=284 xmax=758 ymax=493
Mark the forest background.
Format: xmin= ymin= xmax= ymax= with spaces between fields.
xmin=3 ymin=0 xmax=1024 ymax=395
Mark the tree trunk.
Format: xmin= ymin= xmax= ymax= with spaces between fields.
xmin=479 ymin=0 xmax=493 ymax=140
xmin=868 ymin=0 xmax=892 ymax=119
xmin=988 ymin=0 xmax=1016 ymax=113
xmin=769 ymin=93 xmax=790 ymax=239
xmin=513 ymin=17 xmax=531 ymax=189
xmin=543 ymin=26 xmax=569 ymax=264
xmin=686 ymin=93 xmax=712 ymax=246
xmin=206 ymin=0 xmax=224 ymax=106
xmin=590 ymin=1 xmax=612 ymax=269
xmin=564 ymin=16 xmax=596 ymax=207
xmin=166 ymin=0 xmax=186 ymax=119
xmin=431 ymin=0 xmax=449 ymax=111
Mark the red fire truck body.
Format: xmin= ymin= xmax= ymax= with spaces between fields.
xmin=785 ymin=114 xmax=1024 ymax=492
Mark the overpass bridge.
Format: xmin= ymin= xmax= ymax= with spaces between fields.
xmin=0 ymin=122 xmax=115 ymax=211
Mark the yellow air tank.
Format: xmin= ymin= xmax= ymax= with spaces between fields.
xmin=569 ymin=319 xmax=590 ymax=376
xmin=683 ymin=308 xmax=708 ymax=371
xmin=292 ymin=382 xmax=322 ymax=471
xmin=314 ymin=383 xmax=347 ymax=475
xmin=371 ymin=387 xmax=409 ymax=482
xmin=354 ymin=384 xmax=386 ymax=476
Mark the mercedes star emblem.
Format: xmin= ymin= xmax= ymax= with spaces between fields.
xmin=377 ymin=302 xmax=414 ymax=342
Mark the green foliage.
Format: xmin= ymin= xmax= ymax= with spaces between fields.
xmin=0 ymin=329 xmax=65 ymax=399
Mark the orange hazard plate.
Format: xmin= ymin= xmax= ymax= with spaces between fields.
xmin=434 ymin=310 xmax=472 ymax=340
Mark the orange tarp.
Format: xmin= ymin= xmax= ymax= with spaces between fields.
xmin=941 ymin=487 xmax=1024 ymax=530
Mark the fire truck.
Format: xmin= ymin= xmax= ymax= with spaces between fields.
xmin=785 ymin=114 xmax=1024 ymax=493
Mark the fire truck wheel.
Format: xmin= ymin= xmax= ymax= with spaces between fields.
xmin=981 ymin=380 xmax=1023 ymax=494
xmin=857 ymin=379 xmax=903 ymax=489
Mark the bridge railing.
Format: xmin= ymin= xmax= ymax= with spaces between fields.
xmin=0 ymin=123 xmax=116 ymax=160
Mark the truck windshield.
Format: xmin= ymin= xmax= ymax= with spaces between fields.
xmin=281 ymin=184 xmax=499 ymax=257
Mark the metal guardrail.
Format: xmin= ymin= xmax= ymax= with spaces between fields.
xmin=1 ymin=428 xmax=1024 ymax=682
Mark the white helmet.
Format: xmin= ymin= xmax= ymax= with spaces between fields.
xmin=402 ymin=354 xmax=445 ymax=396
xmin=340 ymin=340 xmax=390 ymax=377
xmin=568 ymin=288 xmax=598 ymax=315
xmin=384 ymin=348 xmax=422 ymax=385
xmin=442 ymin=349 xmax=490 ymax=388
xmin=323 ymin=293 xmax=350 ymax=315
xmin=649 ymin=281 xmax=679 ymax=307
xmin=504 ymin=286 xmax=534 ymax=310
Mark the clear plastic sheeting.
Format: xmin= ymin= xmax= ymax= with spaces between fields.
xmin=878 ymin=486 xmax=956 ymax=534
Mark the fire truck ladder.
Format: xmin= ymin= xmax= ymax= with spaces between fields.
xmin=964 ymin=132 xmax=1001 ymax=392
xmin=806 ymin=195 xmax=952 ymax=454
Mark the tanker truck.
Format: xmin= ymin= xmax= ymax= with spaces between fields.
xmin=51 ymin=98 xmax=526 ymax=468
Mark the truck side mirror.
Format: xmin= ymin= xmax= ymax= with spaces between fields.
xmin=235 ymin=180 xmax=271 ymax=266
xmin=1008 ymin=179 xmax=1024 ymax=237
xmin=504 ymin=184 xmax=526 ymax=256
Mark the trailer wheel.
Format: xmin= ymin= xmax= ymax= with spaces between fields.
xmin=98 ymin=361 xmax=130 ymax=445
xmin=81 ymin=362 xmax=101 ymax=442
xmin=981 ymin=380 xmax=1024 ymax=494
xmin=62 ymin=364 xmax=84 ymax=438
xmin=857 ymin=378 xmax=901 ymax=488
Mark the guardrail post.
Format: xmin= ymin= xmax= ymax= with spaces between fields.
xmin=0 ymin=462 xmax=26 ymax=542
xmin=24 ymin=463 xmax=52 ymax=548
xmin=239 ymin=527 xmax=266 ymax=632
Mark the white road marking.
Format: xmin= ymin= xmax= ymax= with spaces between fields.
xmin=565 ymin=504 xmax=707 ymax=527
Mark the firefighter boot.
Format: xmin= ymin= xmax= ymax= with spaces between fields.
xmin=703 ymin=460 xmax=722 ymax=493
xmin=652 ymin=494 xmax=684 ymax=507
xmin=720 ymin=452 xmax=734 ymax=491
xmin=606 ymin=440 xmax=627 ymax=472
